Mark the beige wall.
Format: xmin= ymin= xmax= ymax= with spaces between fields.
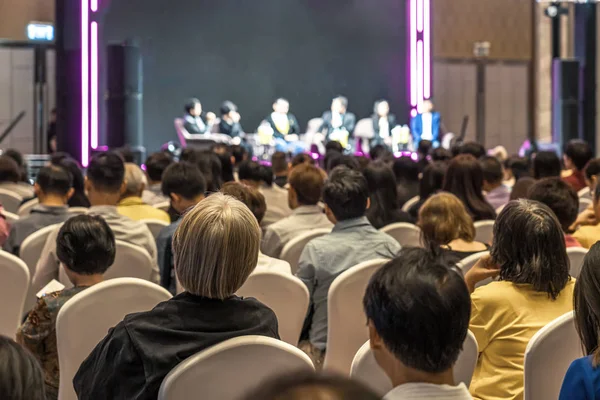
xmin=0 ymin=0 xmax=54 ymax=41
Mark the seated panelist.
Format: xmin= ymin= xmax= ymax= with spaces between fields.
xmin=219 ymin=101 xmax=243 ymax=138
xmin=263 ymin=98 xmax=304 ymax=154
xmin=410 ymin=99 xmax=442 ymax=148
xmin=183 ymin=98 xmax=216 ymax=134
xmin=319 ymin=96 xmax=356 ymax=149
xmin=370 ymin=99 xmax=409 ymax=151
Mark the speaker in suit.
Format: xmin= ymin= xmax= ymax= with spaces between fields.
xmin=320 ymin=96 xmax=355 ymax=149
xmin=264 ymin=98 xmax=304 ymax=154
xmin=410 ymin=100 xmax=441 ymax=148
xmin=182 ymin=98 xmax=215 ymax=134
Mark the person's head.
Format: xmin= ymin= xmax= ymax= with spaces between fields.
xmin=373 ymin=99 xmax=390 ymax=118
xmin=422 ymin=99 xmax=434 ymax=113
xmin=291 ymin=153 xmax=315 ymax=168
xmin=122 ymin=163 xmax=147 ymax=198
xmin=431 ymin=147 xmax=452 ymax=162
xmin=418 ymin=192 xmax=475 ymax=246
xmin=273 ymin=98 xmax=290 ymax=114
xmin=325 ymin=140 xmax=344 ymax=154
xmin=323 ymin=166 xmax=369 ymax=223
xmin=271 ymin=152 xmax=288 ymax=175
xmin=509 ymin=177 xmax=536 ymax=201
xmin=331 ymin=95 xmax=348 ymax=114
xmin=584 ymin=158 xmax=600 ymax=190
xmin=116 ymin=147 xmax=135 ymax=163
xmin=221 ymin=182 xmax=267 ymax=224
xmin=288 ymin=164 xmax=325 ymax=209
xmin=480 ymin=156 xmax=504 ymax=191
xmin=527 ymin=178 xmax=578 ymax=233
xmin=564 ymin=140 xmax=593 ymax=171
xmin=574 ymin=243 xmax=600 ymax=366
xmin=238 ymin=160 xmax=263 ymax=187
xmin=326 ymin=154 xmax=360 ymax=172
xmin=0 ymin=155 xmax=21 ymax=183
xmin=419 ymin=161 xmax=447 ymax=200
xmin=393 ymin=156 xmax=420 ymax=184
xmin=417 ymin=140 xmax=432 ymax=158
xmin=85 ymin=152 xmax=126 ymax=205
xmin=532 ymin=151 xmax=561 ymax=180
xmin=173 ymin=193 xmax=260 ymax=299
xmin=57 ymin=214 xmax=116 ymax=284
xmin=0 ymin=336 xmax=46 ymax=400
xmin=56 ymin=158 xmax=89 ymax=207
xmin=185 ymin=98 xmax=202 ymax=117
xmin=219 ymin=100 xmax=238 ymax=117
xmin=161 ymin=162 xmax=206 ymax=214
xmin=364 ymin=248 xmax=470 ymax=384
xmin=34 ymin=165 xmax=74 ymax=205
xmin=259 ymin=165 xmax=274 ymax=186
xmin=369 ymin=144 xmax=389 ymax=162
xmin=214 ymin=151 xmax=235 ymax=183
xmin=458 ymin=142 xmax=486 ymax=159
xmin=230 ymin=144 xmax=248 ymax=165
xmin=492 ymin=200 xmax=570 ymax=299
xmin=363 ymin=162 xmax=401 ymax=228
xmin=145 ymin=152 xmax=173 ymax=184
xmin=3 ymin=149 xmax=24 ymax=167
xmin=505 ymin=156 xmax=531 ymax=181
xmin=181 ymin=149 xmax=222 ymax=192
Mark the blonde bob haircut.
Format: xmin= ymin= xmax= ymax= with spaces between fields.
xmin=172 ymin=192 xmax=260 ymax=299
xmin=418 ymin=192 xmax=476 ymax=246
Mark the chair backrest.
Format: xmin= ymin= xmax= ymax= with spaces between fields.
xmin=324 ymin=258 xmax=390 ymax=375
xmin=154 ymin=201 xmax=171 ymax=213
xmin=280 ymin=228 xmax=331 ymax=274
xmin=306 ymin=117 xmax=324 ymax=133
xmin=350 ymin=331 xmax=479 ymax=396
xmin=67 ymin=207 xmax=88 ymax=215
xmin=174 ymin=118 xmax=189 ymax=147
xmin=380 ymin=222 xmax=422 ymax=248
xmin=158 ymin=336 xmax=315 ymax=400
xmin=353 ymin=118 xmax=375 ymax=139
xmin=142 ymin=219 xmax=170 ymax=240
xmin=523 ymin=312 xmax=582 ymax=400
xmin=0 ymin=251 xmax=29 ymax=339
xmin=456 ymin=251 xmax=494 ymax=288
xmin=103 ymin=240 xmax=155 ymax=282
xmin=17 ymin=197 xmax=39 ymax=216
xmin=567 ymin=247 xmax=588 ymax=278
xmin=495 ymin=204 xmax=506 ymax=215
xmin=401 ymin=196 xmax=420 ymax=212
xmin=578 ymin=186 xmax=591 ymax=199
xmin=474 ymin=220 xmax=495 ymax=245
xmin=579 ymin=197 xmax=593 ymax=214
xmin=237 ymin=272 xmax=309 ymax=346
xmin=57 ymin=278 xmax=172 ymax=400
xmin=0 ymin=188 xmax=24 ymax=214
xmin=1 ymin=210 xmax=19 ymax=225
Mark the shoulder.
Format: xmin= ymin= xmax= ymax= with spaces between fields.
xmin=560 ymin=356 xmax=597 ymax=399
xmin=471 ymin=281 xmax=518 ymax=305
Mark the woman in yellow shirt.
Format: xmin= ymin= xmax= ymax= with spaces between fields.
xmin=464 ymin=199 xmax=575 ymax=400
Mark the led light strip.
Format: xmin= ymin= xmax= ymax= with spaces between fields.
xmin=410 ymin=0 xmax=431 ymax=116
xmin=81 ymin=0 xmax=89 ymax=166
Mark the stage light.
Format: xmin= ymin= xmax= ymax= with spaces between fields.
xmin=91 ymin=22 xmax=98 ymax=149
xmin=81 ymin=0 xmax=89 ymax=167
xmin=410 ymin=0 xmax=431 ymax=116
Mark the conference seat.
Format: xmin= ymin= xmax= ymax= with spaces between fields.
xmin=579 ymin=197 xmax=592 ymax=214
xmin=401 ymin=196 xmax=419 ymax=212
xmin=1 ymin=209 xmax=19 ymax=225
xmin=495 ymin=204 xmax=506 ymax=215
xmin=523 ymin=311 xmax=582 ymax=400
xmin=350 ymin=331 xmax=479 ymax=396
xmin=280 ymin=228 xmax=331 ymax=274
xmin=567 ymin=247 xmax=588 ymax=278
xmin=380 ymin=222 xmax=422 ymax=248
xmin=456 ymin=251 xmax=495 ymax=288
xmin=323 ymin=258 xmax=390 ymax=375
xmin=154 ymin=201 xmax=171 ymax=213
xmin=578 ymin=186 xmax=591 ymax=199
xmin=142 ymin=219 xmax=170 ymax=240
xmin=67 ymin=207 xmax=89 ymax=215
xmin=18 ymin=197 xmax=40 ymax=216
xmin=474 ymin=220 xmax=495 ymax=245
xmin=0 ymin=188 xmax=23 ymax=214
xmin=236 ymin=271 xmax=309 ymax=346
xmin=353 ymin=118 xmax=375 ymax=154
xmin=157 ymin=336 xmax=315 ymax=400
xmin=0 ymin=251 xmax=29 ymax=339
xmin=174 ymin=118 xmax=232 ymax=150
xmin=103 ymin=240 xmax=156 ymax=282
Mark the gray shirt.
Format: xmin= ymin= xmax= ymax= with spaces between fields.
xmin=485 ymin=185 xmax=510 ymax=210
xmin=384 ymin=383 xmax=472 ymax=400
xmin=296 ymin=216 xmax=401 ymax=349
xmin=142 ymin=184 xmax=169 ymax=206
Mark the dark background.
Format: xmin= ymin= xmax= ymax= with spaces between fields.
xmin=100 ymin=0 xmax=408 ymax=153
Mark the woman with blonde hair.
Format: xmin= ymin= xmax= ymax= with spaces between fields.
xmin=418 ymin=192 xmax=489 ymax=260
xmin=73 ymin=193 xmax=279 ymax=400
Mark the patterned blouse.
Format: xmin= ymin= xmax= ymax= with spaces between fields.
xmin=17 ymin=286 xmax=89 ymax=400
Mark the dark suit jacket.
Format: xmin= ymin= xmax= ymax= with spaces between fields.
xmin=371 ymin=114 xmax=398 ymax=144
xmin=219 ymin=119 xmax=244 ymax=138
xmin=183 ymin=114 xmax=209 ymax=134
xmin=265 ymin=113 xmax=301 ymax=139
xmin=320 ymin=111 xmax=356 ymax=140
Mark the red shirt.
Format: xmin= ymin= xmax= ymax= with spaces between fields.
xmin=563 ymin=170 xmax=587 ymax=193
xmin=565 ymin=234 xmax=582 ymax=248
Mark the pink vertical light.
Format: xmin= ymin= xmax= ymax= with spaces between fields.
xmin=91 ymin=22 xmax=98 ymax=149
xmin=91 ymin=0 xmax=98 ymax=12
xmin=81 ymin=0 xmax=89 ymax=167
xmin=410 ymin=0 xmax=417 ymax=107
xmin=423 ymin=0 xmax=431 ymax=99
xmin=417 ymin=40 xmax=423 ymax=113
xmin=417 ymin=0 xmax=423 ymax=33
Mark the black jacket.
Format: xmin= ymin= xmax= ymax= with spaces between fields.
xmin=265 ymin=113 xmax=301 ymax=139
xmin=219 ymin=119 xmax=244 ymax=138
xmin=183 ymin=114 xmax=209 ymax=134
xmin=320 ymin=111 xmax=356 ymax=140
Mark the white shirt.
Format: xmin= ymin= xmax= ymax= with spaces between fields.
xmin=421 ymin=112 xmax=433 ymax=141
xmin=331 ymin=112 xmax=343 ymax=129
xmin=379 ymin=117 xmax=390 ymax=138
xmin=254 ymin=252 xmax=292 ymax=275
xmin=384 ymin=383 xmax=472 ymax=400
xmin=259 ymin=184 xmax=293 ymax=227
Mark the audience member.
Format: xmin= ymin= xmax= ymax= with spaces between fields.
xmin=0 ymin=155 xmax=34 ymax=198
xmin=573 ymin=183 xmax=600 ymax=249
xmin=32 ymin=152 xmax=159 ymax=292
xmin=431 ymin=147 xmax=452 ymax=162
xmin=115 ymin=147 xmax=135 ymax=163
xmin=218 ymin=100 xmax=243 ymax=138
xmin=504 ymin=156 xmax=530 ymax=186
xmin=231 ymin=144 xmax=248 ymax=167
xmin=262 ymin=164 xmax=332 ymax=258
xmin=416 ymin=140 xmax=432 ymax=172
xmin=532 ymin=151 xmax=561 ymax=180
xmin=117 ymin=163 xmax=170 ymax=223
xmin=326 ymin=153 xmax=360 ymax=172
xmin=4 ymin=148 xmax=30 ymax=183
xmin=563 ymin=140 xmax=594 ymax=192
xmin=215 ymin=151 xmax=235 ymax=183
xmin=363 ymin=162 xmax=413 ymax=228
xmin=55 ymin=159 xmax=90 ymax=208
xmin=180 ymin=148 xmax=221 ymax=192
xmin=156 ymin=162 xmax=206 ymax=292
xmin=364 ymin=248 xmax=473 ymax=399
xmin=291 ymin=153 xmax=315 ymax=167
xmin=17 ymin=215 xmax=115 ymax=399
xmin=393 ymin=156 xmax=420 ymax=207
xmin=419 ymin=193 xmax=489 ymax=259
xmin=221 ymin=182 xmax=291 ymax=274
xmin=182 ymin=98 xmax=215 ymax=134
xmin=407 ymin=161 xmax=447 ymax=219
xmin=480 ymin=156 xmax=510 ymax=210
xmin=0 ymin=336 xmax=46 ymax=400
xmin=465 ymin=200 xmax=574 ymax=400
xmin=297 ymin=166 xmax=401 ymax=366
xmin=141 ymin=152 xmax=173 ymax=205
xmin=443 ymin=154 xmax=496 ymax=221
xmin=560 ymin=243 xmax=600 ymax=399
xmin=509 ymin=177 xmax=535 ymax=201
xmin=458 ymin=141 xmax=486 ymax=159
xmin=74 ymin=194 xmax=279 ymax=399
xmin=584 ymin=158 xmax=600 ymax=195
xmin=272 ymin=151 xmax=289 ymax=188
xmin=527 ymin=178 xmax=581 ymax=248
xmin=3 ymin=166 xmax=73 ymax=256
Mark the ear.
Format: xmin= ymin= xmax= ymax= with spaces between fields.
xmin=366 ymin=197 xmax=371 ymax=210
xmin=119 ymin=180 xmax=127 ymax=196
xmin=368 ymin=320 xmax=384 ymax=350
xmin=84 ymin=176 xmax=92 ymax=192
xmin=66 ymin=188 xmax=75 ymax=200
xmin=170 ymin=193 xmax=182 ymax=204
xmin=33 ymin=183 xmax=41 ymax=197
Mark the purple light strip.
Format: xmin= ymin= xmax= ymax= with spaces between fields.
xmin=423 ymin=0 xmax=431 ymax=98
xmin=410 ymin=0 xmax=431 ymax=114
xmin=410 ymin=0 xmax=417 ymax=107
xmin=81 ymin=0 xmax=89 ymax=166
xmin=91 ymin=22 xmax=98 ymax=149
xmin=417 ymin=40 xmax=423 ymax=112
xmin=91 ymin=0 xmax=98 ymax=12
xmin=417 ymin=0 xmax=423 ymax=33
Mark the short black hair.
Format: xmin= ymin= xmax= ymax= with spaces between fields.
xmin=3 ymin=149 xmax=24 ymax=167
xmin=325 ymin=141 xmax=344 ymax=154
xmin=290 ymin=153 xmax=315 ymax=167
xmin=220 ymin=100 xmax=237 ymax=116
xmin=238 ymin=161 xmax=263 ymax=182
xmin=230 ymin=145 xmax=247 ymax=165
xmin=585 ymin=158 xmax=600 ymax=181
xmin=459 ymin=141 xmax=486 ymax=159
xmin=87 ymin=152 xmax=125 ymax=193
xmin=417 ymin=140 xmax=432 ymax=157
xmin=533 ymin=151 xmax=561 ymax=179
xmin=332 ymin=95 xmax=348 ymax=108
xmin=57 ymin=215 xmax=116 ymax=275
xmin=116 ymin=147 xmax=135 ymax=163
xmin=323 ymin=166 xmax=368 ymax=221
xmin=393 ymin=157 xmax=420 ymax=182
xmin=145 ymin=152 xmax=173 ymax=182
xmin=161 ymin=162 xmax=206 ymax=200
xmin=527 ymin=177 xmax=578 ymax=233
xmin=0 ymin=336 xmax=46 ymax=400
xmin=506 ymin=156 xmax=531 ymax=180
xmin=327 ymin=154 xmax=360 ymax=172
xmin=0 ymin=155 xmax=21 ymax=183
xmin=184 ymin=98 xmax=201 ymax=114
xmin=564 ymin=140 xmax=593 ymax=171
xmin=36 ymin=165 xmax=73 ymax=196
xmin=259 ymin=165 xmax=274 ymax=186
xmin=431 ymin=147 xmax=452 ymax=162
xmin=364 ymin=248 xmax=471 ymax=373
xmin=480 ymin=156 xmax=503 ymax=184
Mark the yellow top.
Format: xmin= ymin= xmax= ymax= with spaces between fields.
xmin=117 ymin=197 xmax=170 ymax=224
xmin=469 ymin=280 xmax=575 ymax=400
xmin=573 ymin=224 xmax=600 ymax=249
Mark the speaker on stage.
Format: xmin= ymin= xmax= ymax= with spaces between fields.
xmin=552 ymin=59 xmax=581 ymax=148
xmin=106 ymin=43 xmax=145 ymax=163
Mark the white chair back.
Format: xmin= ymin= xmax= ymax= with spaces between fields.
xmin=474 ymin=220 xmax=495 ymax=245
xmin=280 ymin=228 xmax=331 ymax=274
xmin=380 ymin=222 xmax=422 ymax=248
xmin=18 ymin=197 xmax=39 ymax=216
xmin=2 ymin=210 xmax=19 ymax=225
xmin=350 ymin=331 xmax=478 ymax=396
xmin=495 ymin=204 xmax=506 ymax=215
xmin=401 ymin=196 xmax=420 ymax=212
xmin=142 ymin=219 xmax=170 ymax=240
xmin=578 ymin=186 xmax=591 ymax=199
xmin=579 ymin=197 xmax=593 ymax=214
xmin=0 ymin=188 xmax=23 ymax=214
xmin=104 ymin=241 xmax=155 ymax=282
xmin=57 ymin=278 xmax=171 ymax=400
xmin=0 ymin=251 xmax=29 ymax=338
xmin=68 ymin=207 xmax=88 ymax=215
xmin=174 ymin=118 xmax=189 ymax=147
xmin=523 ymin=312 xmax=582 ymax=400
xmin=157 ymin=336 xmax=315 ymax=400
xmin=306 ymin=117 xmax=324 ymax=133
xmin=567 ymin=247 xmax=588 ymax=279
xmin=154 ymin=201 xmax=171 ymax=213
xmin=353 ymin=118 xmax=375 ymax=139
xmin=456 ymin=251 xmax=494 ymax=288
xmin=324 ymin=258 xmax=390 ymax=375
xmin=237 ymin=272 xmax=309 ymax=346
